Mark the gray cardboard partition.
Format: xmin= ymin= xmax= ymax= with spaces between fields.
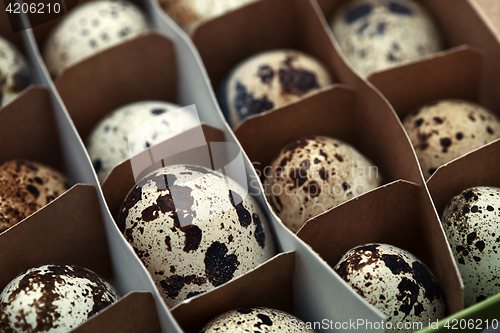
xmin=148 ymin=0 xmax=387 ymax=332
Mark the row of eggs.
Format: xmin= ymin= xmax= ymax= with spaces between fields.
xmin=0 ymin=0 xmax=499 ymax=332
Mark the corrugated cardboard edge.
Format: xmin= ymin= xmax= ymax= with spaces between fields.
xmin=172 ymin=251 xmax=295 ymax=333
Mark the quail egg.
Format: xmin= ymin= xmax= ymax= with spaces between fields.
xmin=334 ymin=243 xmax=445 ymax=333
xmin=118 ymin=164 xmax=276 ymax=307
xmin=86 ymin=101 xmax=200 ymax=183
xmin=0 ymin=264 xmax=118 ymax=333
xmin=441 ymin=186 xmax=500 ymax=307
xmin=218 ymin=49 xmax=333 ymax=128
xmin=200 ymin=307 xmax=316 ymax=332
xmin=330 ymin=0 xmax=443 ymax=78
xmin=159 ymin=0 xmax=261 ymax=33
xmin=0 ymin=36 xmax=31 ymax=107
xmin=43 ymin=0 xmax=149 ymax=77
xmin=0 ymin=160 xmax=68 ymax=233
xmin=264 ymin=135 xmax=381 ymax=233
xmin=403 ymin=99 xmax=500 ymax=179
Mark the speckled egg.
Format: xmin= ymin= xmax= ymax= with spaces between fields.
xmin=264 ymin=136 xmax=381 ymax=233
xmin=43 ymin=0 xmax=149 ymax=77
xmin=118 ymin=164 xmax=276 ymax=308
xmin=0 ymin=264 xmax=118 ymax=333
xmin=0 ymin=160 xmax=68 ymax=233
xmin=218 ymin=49 xmax=333 ymax=128
xmin=441 ymin=187 xmax=500 ymax=307
xmin=200 ymin=307 xmax=316 ymax=332
xmin=330 ymin=0 xmax=443 ymax=78
xmin=0 ymin=36 xmax=31 ymax=107
xmin=334 ymin=243 xmax=445 ymax=333
xmin=403 ymin=99 xmax=500 ymax=179
xmin=159 ymin=0 xmax=260 ymax=33
xmin=86 ymin=101 xmax=199 ymax=183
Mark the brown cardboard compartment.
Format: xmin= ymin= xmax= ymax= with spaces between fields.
xmin=101 ymin=124 xmax=289 ymax=325
xmin=368 ymin=46 xmax=483 ymax=120
xmin=102 ymin=124 xmax=226 ymax=219
xmin=191 ymin=0 xmax=351 ymax=99
xmin=235 ymin=85 xmax=423 ymax=191
xmin=172 ymin=251 xmax=295 ymax=333
xmin=29 ymin=0 xmax=148 ymax=78
xmin=50 ymin=31 xmax=177 ymax=142
xmin=297 ymin=180 xmax=464 ymax=316
xmin=0 ymin=87 xmax=64 ymax=173
xmin=0 ymin=184 xmax=161 ymax=333
xmin=316 ymin=0 xmax=500 ymax=113
xmin=427 ymin=140 xmax=500 ymax=217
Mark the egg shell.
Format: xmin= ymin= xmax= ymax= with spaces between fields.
xmin=0 ymin=160 xmax=68 ymax=232
xmin=200 ymin=307 xmax=316 ymax=332
xmin=334 ymin=243 xmax=445 ymax=333
xmin=330 ymin=0 xmax=443 ymax=78
xmin=264 ymin=135 xmax=381 ymax=233
xmin=43 ymin=0 xmax=149 ymax=77
xmin=118 ymin=164 xmax=276 ymax=308
xmin=0 ymin=36 xmax=31 ymax=107
xmin=218 ymin=49 xmax=333 ymax=128
xmin=159 ymin=0 xmax=260 ymax=33
xmin=403 ymin=99 xmax=500 ymax=179
xmin=86 ymin=101 xmax=199 ymax=183
xmin=441 ymin=186 xmax=500 ymax=307
xmin=0 ymin=264 xmax=118 ymax=333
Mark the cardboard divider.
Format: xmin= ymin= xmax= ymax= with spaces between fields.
xmin=52 ymin=32 xmax=177 ymax=141
xmin=297 ymin=180 xmax=463 ymax=315
xmin=0 ymin=184 xmax=111 ymax=286
xmin=73 ymin=292 xmax=161 ymax=333
xmin=235 ymin=85 xmax=423 ymax=189
xmin=171 ymin=251 xmax=295 ymax=333
xmin=191 ymin=0 xmax=350 ymax=98
xmin=368 ymin=46 xmax=484 ymax=119
xmin=316 ymin=0 xmax=500 ymax=114
xmin=427 ymin=140 xmax=500 ymax=216
xmin=102 ymin=124 xmax=226 ymax=220
xmin=0 ymin=184 xmax=161 ymax=332
xmin=0 ymin=86 xmax=64 ymax=173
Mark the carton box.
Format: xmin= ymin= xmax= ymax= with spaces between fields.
xmin=6 ymin=0 xmax=500 ymax=331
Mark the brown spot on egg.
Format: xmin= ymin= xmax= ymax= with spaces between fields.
xmin=319 ymin=167 xmax=328 ymax=180
xmin=257 ymin=65 xmax=274 ymax=84
xmin=204 ymin=241 xmax=239 ymax=287
xmin=159 ymin=274 xmax=206 ymax=299
xmin=382 ymin=254 xmax=412 ymax=275
xmin=305 ymin=181 xmax=321 ymax=198
xmin=412 ymin=261 xmax=441 ymax=302
xmin=396 ymin=277 xmax=419 ymax=317
xmin=345 ymin=3 xmax=373 ymax=24
xmin=252 ymin=213 xmax=265 ymax=249
xmin=440 ymin=138 xmax=451 ymax=152
xmin=279 ymin=56 xmax=320 ymax=96
xmin=229 ymin=191 xmax=252 ymax=228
